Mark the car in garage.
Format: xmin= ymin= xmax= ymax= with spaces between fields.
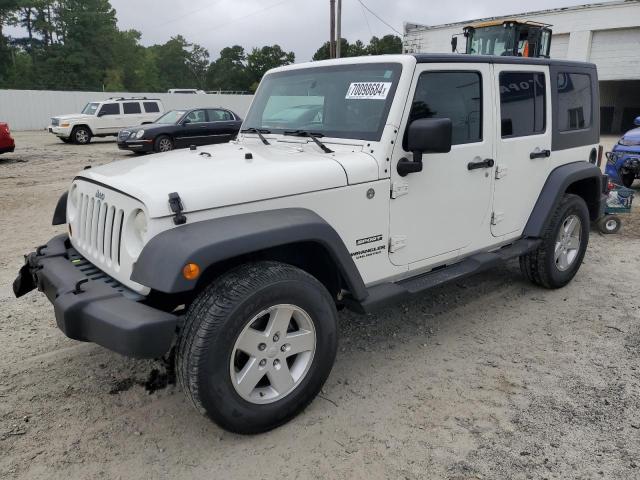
xmin=0 ymin=122 xmax=15 ymax=154
xmin=117 ymin=108 xmax=242 ymax=153
xmin=606 ymin=116 xmax=640 ymax=187
xmin=49 ymin=97 xmax=165 ymax=145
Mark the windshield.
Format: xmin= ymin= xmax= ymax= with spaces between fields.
xmin=243 ymin=63 xmax=402 ymax=141
xmin=82 ymin=102 xmax=100 ymax=115
xmin=468 ymin=25 xmax=514 ymax=55
xmin=155 ymin=110 xmax=186 ymax=124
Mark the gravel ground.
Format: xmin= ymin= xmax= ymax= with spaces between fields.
xmin=1 ymin=132 xmax=639 ymax=479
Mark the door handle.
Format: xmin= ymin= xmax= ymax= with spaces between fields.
xmin=530 ymin=149 xmax=551 ymax=159
xmin=467 ymin=158 xmax=494 ymax=170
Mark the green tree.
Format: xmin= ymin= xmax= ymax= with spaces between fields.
xmin=206 ymin=45 xmax=251 ymax=92
xmin=367 ymin=34 xmax=402 ymax=55
xmin=247 ymin=44 xmax=294 ymax=88
xmin=151 ymin=35 xmax=209 ymax=90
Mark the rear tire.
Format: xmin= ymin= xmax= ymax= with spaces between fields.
xmin=177 ymin=261 xmax=338 ymax=434
xmin=621 ymin=172 xmax=635 ymax=188
xmin=520 ymin=194 xmax=590 ymax=289
xmin=72 ymin=126 xmax=91 ymax=145
xmin=154 ymin=135 xmax=173 ymax=153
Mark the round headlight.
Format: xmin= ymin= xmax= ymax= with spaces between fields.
xmin=136 ymin=130 xmax=145 ymax=139
xmin=133 ymin=209 xmax=148 ymax=239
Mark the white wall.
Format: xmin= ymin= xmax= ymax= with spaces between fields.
xmin=0 ymin=90 xmax=254 ymax=131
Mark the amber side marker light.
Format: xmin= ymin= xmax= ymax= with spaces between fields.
xmin=183 ymin=263 xmax=200 ymax=280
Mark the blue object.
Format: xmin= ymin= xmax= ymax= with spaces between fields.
xmin=606 ymin=126 xmax=640 ymax=187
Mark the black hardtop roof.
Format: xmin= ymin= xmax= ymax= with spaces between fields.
xmin=412 ymin=53 xmax=597 ymax=70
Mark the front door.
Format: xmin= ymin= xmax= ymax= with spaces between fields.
xmin=176 ymin=109 xmax=209 ymax=147
xmin=389 ymin=64 xmax=495 ymax=266
xmin=491 ymin=65 xmax=552 ymax=237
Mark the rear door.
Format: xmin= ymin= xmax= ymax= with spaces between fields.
xmin=143 ymin=101 xmax=162 ymax=122
xmin=491 ymin=65 xmax=552 ymax=237
xmin=206 ymin=109 xmax=238 ymax=143
xmin=122 ymin=102 xmax=144 ymax=127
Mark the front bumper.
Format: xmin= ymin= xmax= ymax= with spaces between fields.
xmin=117 ymin=140 xmax=154 ymax=152
xmin=13 ymin=234 xmax=177 ymax=358
xmin=48 ymin=126 xmax=72 ymax=138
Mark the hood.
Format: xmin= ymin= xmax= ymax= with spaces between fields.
xmin=54 ymin=113 xmax=94 ymax=122
xmin=76 ymin=140 xmax=378 ymax=218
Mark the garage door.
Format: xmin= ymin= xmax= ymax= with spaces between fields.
xmin=590 ymin=28 xmax=640 ymax=81
xmin=550 ymin=34 xmax=569 ymax=59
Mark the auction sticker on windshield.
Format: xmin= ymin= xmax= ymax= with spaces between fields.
xmin=345 ymin=82 xmax=392 ymax=100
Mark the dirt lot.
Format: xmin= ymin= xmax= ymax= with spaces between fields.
xmin=1 ymin=131 xmax=639 ymax=479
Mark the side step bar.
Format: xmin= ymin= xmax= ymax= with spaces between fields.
xmin=345 ymin=238 xmax=541 ymax=314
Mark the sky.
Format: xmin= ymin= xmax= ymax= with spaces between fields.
xmin=11 ymin=0 xmax=620 ymax=61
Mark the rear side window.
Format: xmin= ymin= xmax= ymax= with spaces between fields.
xmin=499 ymin=72 xmax=546 ymax=138
xmin=557 ymin=73 xmax=592 ymax=131
xmin=98 ymin=103 xmax=120 ymax=116
xmin=123 ymin=102 xmax=141 ymax=114
xmin=144 ymin=102 xmax=160 ymax=113
xmin=208 ymin=109 xmax=232 ymax=121
xmin=406 ymin=71 xmax=482 ymax=147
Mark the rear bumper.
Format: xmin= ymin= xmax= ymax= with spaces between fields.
xmin=13 ymin=234 xmax=177 ymax=358
xmin=0 ymin=144 xmax=14 ymax=153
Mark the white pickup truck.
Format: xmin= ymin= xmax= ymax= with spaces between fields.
xmin=17 ymin=54 xmax=605 ymax=434
xmin=49 ymin=97 xmax=164 ymax=144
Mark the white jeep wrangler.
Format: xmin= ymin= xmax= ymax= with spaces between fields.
xmin=48 ymin=97 xmax=164 ymax=144
xmin=16 ymin=55 xmax=605 ymax=434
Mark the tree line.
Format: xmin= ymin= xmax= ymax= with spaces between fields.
xmin=0 ymin=0 xmax=402 ymax=93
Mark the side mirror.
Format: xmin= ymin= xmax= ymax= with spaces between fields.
xmin=97 ymin=111 xmax=104 ymax=117
xmin=397 ymin=118 xmax=452 ymax=177
xmin=182 ymin=119 xmax=190 ymax=126
xmin=451 ymin=36 xmax=458 ymax=52
xmin=634 ymin=116 xmax=640 ymax=127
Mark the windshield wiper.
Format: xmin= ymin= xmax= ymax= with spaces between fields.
xmin=284 ymin=130 xmax=333 ymax=154
xmin=241 ymin=127 xmax=271 ymax=145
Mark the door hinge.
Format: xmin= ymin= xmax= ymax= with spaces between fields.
xmin=389 ymin=235 xmax=407 ymax=253
xmin=491 ymin=212 xmax=505 ymax=225
xmin=391 ymin=181 xmax=409 ymax=199
xmin=495 ymin=164 xmax=508 ymax=179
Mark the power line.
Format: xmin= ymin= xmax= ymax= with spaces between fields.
xmin=155 ymin=0 xmax=225 ymax=27
xmin=355 ymin=0 xmax=402 ymax=36
xmin=194 ymin=0 xmax=293 ymax=37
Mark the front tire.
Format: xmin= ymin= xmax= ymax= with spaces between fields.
xmin=520 ymin=193 xmax=590 ymax=289
xmin=177 ymin=261 xmax=338 ymax=434
xmin=621 ymin=172 xmax=635 ymax=188
xmin=72 ymin=126 xmax=91 ymax=145
xmin=154 ymin=135 xmax=173 ymax=153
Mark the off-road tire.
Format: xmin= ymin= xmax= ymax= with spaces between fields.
xmin=621 ymin=172 xmax=635 ymax=188
xmin=597 ymin=215 xmax=621 ymax=234
xmin=72 ymin=126 xmax=91 ymax=145
xmin=176 ymin=261 xmax=338 ymax=434
xmin=153 ymin=135 xmax=173 ymax=153
xmin=519 ymin=193 xmax=589 ymax=289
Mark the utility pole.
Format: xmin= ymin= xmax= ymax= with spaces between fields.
xmin=330 ymin=0 xmax=336 ymax=58
xmin=336 ymin=0 xmax=342 ymax=58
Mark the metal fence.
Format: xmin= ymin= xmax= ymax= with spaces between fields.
xmin=0 ymin=89 xmax=255 ymax=131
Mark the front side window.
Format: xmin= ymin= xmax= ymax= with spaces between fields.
xmin=156 ymin=110 xmax=186 ymax=124
xmin=82 ymin=103 xmax=100 ymax=115
xmin=185 ymin=110 xmax=206 ymax=123
xmin=243 ymin=63 xmax=402 ymax=141
xmin=557 ymin=73 xmax=592 ymax=131
xmin=406 ymin=71 xmax=482 ymax=147
xmin=499 ymin=72 xmax=546 ymax=138
xmin=123 ymin=102 xmax=141 ymax=114
xmin=98 ymin=103 xmax=120 ymax=116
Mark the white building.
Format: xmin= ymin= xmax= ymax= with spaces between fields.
xmin=404 ymin=1 xmax=640 ymax=134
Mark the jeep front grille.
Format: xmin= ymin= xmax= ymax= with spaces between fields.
xmin=51 ymin=118 xmax=59 ymax=126
xmin=76 ymin=193 xmax=124 ymax=266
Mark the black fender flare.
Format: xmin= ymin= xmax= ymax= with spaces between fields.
xmin=131 ymin=208 xmax=368 ymax=301
xmin=52 ymin=191 xmax=68 ymax=226
xmin=523 ymin=161 xmax=606 ymax=238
